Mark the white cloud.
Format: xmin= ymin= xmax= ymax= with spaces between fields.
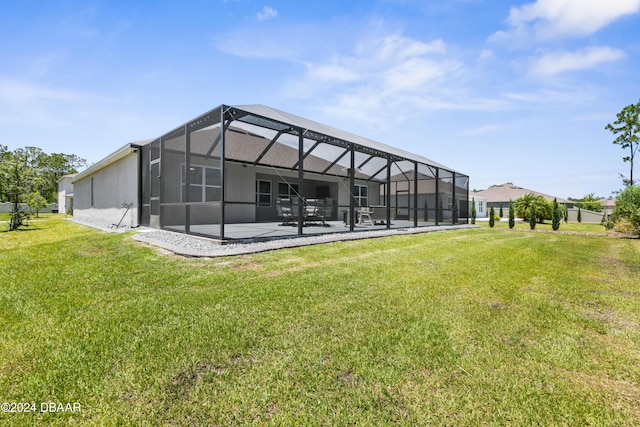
xmin=0 ymin=79 xmax=88 ymax=126
xmin=304 ymin=62 xmax=361 ymax=84
xmin=490 ymin=0 xmax=640 ymax=44
xmin=478 ymin=49 xmax=494 ymax=61
xmin=458 ymin=124 xmax=504 ymax=136
xmin=290 ymin=33 xmax=472 ymax=122
xmin=511 ymin=0 xmax=640 ymax=39
xmin=529 ymin=46 xmax=626 ymax=76
xmin=257 ymin=6 xmax=278 ymax=22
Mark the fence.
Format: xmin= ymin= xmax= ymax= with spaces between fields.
xmin=0 ymin=202 xmax=59 ymax=214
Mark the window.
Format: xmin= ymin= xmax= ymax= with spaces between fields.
xmin=181 ymin=164 xmax=221 ymax=202
xmin=278 ymin=182 xmax=299 ymax=199
xmin=354 ymin=185 xmax=368 ymax=207
xmin=478 ymin=200 xmax=484 ymax=213
xmin=256 ymin=180 xmax=272 ymax=207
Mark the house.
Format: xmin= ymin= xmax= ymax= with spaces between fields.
xmin=473 ymin=183 xmax=574 ymax=214
xmin=599 ymin=197 xmax=616 ymax=217
xmin=57 ymin=174 xmax=76 ymax=215
xmin=469 ymin=195 xmax=488 ymax=219
xmin=72 ymin=104 xmax=469 ymax=241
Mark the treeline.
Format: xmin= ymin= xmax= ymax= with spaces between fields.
xmin=0 ymin=145 xmax=86 ymax=230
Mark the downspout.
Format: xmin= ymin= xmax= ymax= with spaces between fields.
xmin=133 ymin=143 xmax=143 ymax=227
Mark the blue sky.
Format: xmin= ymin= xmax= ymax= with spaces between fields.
xmin=2 ymin=0 xmax=639 ymax=198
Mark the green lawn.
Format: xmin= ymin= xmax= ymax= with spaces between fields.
xmin=1 ymin=217 xmax=639 ymax=425
xmin=476 ymin=218 xmax=609 ymax=233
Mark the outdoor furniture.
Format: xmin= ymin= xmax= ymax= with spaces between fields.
xmin=358 ymin=205 xmax=387 ymax=226
xmin=276 ymin=198 xmax=295 ymax=226
xmin=277 ymin=197 xmax=330 ymax=227
xmin=303 ymin=199 xmax=329 ymax=226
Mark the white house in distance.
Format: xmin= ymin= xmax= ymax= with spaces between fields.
xmin=71 ymin=104 xmax=470 ymax=241
xmin=57 ymin=174 xmax=76 ymax=214
xmin=468 ymin=195 xmax=487 ymax=218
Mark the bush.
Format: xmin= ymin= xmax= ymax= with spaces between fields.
xmin=552 ymin=198 xmax=561 ymax=231
xmin=471 ymin=197 xmax=476 ymax=225
xmin=529 ymin=205 xmax=536 ymax=230
xmin=508 ymin=201 xmax=515 ymax=229
xmin=489 ymin=207 xmax=495 ymax=228
xmin=606 ymin=186 xmax=640 ymax=236
xmin=514 ymin=193 xmax=552 ymax=223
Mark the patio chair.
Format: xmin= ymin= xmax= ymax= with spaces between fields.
xmin=358 ymin=206 xmax=374 ymax=225
xmin=276 ymin=198 xmax=295 ymax=226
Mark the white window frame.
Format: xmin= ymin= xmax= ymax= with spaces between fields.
xmin=278 ymin=182 xmax=299 ymax=199
xmin=181 ymin=164 xmax=221 ymax=202
xmin=354 ymin=184 xmax=368 ymax=207
xmin=256 ymin=179 xmax=272 ymax=207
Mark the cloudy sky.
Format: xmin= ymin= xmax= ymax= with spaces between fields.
xmin=2 ymin=0 xmax=639 ymax=198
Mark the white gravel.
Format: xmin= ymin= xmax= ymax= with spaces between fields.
xmin=131 ymin=224 xmax=478 ymax=257
xmin=67 ymin=217 xmax=477 ymax=257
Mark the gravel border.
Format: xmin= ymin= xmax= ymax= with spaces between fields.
xmin=66 ymin=217 xmax=478 ymax=257
xmin=131 ymin=224 xmax=478 ymax=257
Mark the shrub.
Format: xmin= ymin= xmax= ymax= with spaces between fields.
xmin=471 ymin=197 xmax=476 ymax=224
xmin=529 ymin=205 xmax=536 ymax=230
xmin=606 ymin=186 xmax=640 ymax=236
xmin=552 ymin=198 xmax=561 ymax=231
xmin=577 ymin=207 xmax=582 ymax=223
xmin=489 ymin=207 xmax=495 ymax=228
xmin=514 ymin=193 xmax=552 ymax=223
xmin=508 ymin=200 xmax=515 ymax=229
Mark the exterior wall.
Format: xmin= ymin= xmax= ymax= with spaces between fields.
xmin=74 ymin=152 xmax=140 ymax=227
xmin=225 ymin=162 xmax=256 ymax=223
xmin=567 ymin=208 xmax=606 ymax=224
xmin=471 ymin=196 xmax=487 ymax=218
xmin=57 ymin=176 xmax=74 ymax=214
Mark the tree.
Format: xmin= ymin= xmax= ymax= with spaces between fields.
xmin=563 ymin=204 xmax=569 ymax=222
xmin=604 ymin=186 xmax=640 ymax=236
xmin=0 ymin=149 xmax=34 ymax=230
xmin=606 ymin=99 xmax=640 ymax=187
xmin=0 ymin=144 xmax=8 ymax=202
xmin=499 ymin=203 xmax=503 ymax=218
xmin=471 ymin=197 xmax=476 ymax=224
xmin=40 ymin=152 xmax=86 ymax=201
xmin=514 ymin=193 xmax=552 ymax=223
xmin=508 ymin=199 xmax=515 ymax=229
xmin=26 ymin=192 xmax=47 ymax=218
xmin=529 ymin=205 xmax=536 ymax=230
xmin=489 ymin=206 xmax=495 ymax=228
xmin=552 ymin=198 xmax=561 ymax=231
xmin=569 ymin=193 xmax=603 ymax=212
xmin=577 ymin=207 xmax=582 ymax=223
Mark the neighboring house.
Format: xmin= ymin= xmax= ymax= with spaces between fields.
xmin=469 ymin=195 xmax=488 ymax=219
xmin=57 ymin=174 xmax=76 ymax=214
xmin=473 ymin=183 xmax=574 ymax=214
xmin=73 ymin=104 xmax=469 ymax=241
xmin=599 ymin=197 xmax=616 ymax=217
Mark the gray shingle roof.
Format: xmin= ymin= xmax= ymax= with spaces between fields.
xmin=473 ymin=183 xmax=570 ymax=204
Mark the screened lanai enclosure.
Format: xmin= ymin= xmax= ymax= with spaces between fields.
xmin=139 ymin=104 xmax=469 ymax=242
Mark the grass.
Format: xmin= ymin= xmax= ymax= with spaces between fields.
xmin=476 ymin=218 xmax=609 ymax=233
xmin=1 ymin=217 xmax=639 ymax=425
